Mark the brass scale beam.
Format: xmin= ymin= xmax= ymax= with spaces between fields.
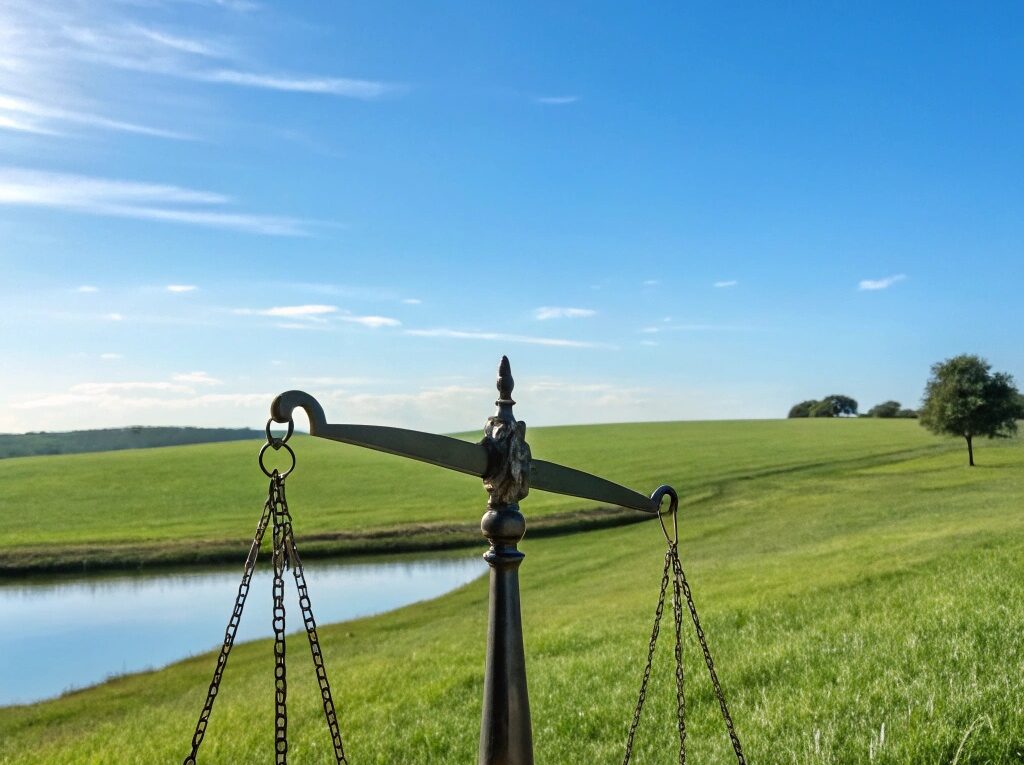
xmin=271 ymin=357 xmax=665 ymax=765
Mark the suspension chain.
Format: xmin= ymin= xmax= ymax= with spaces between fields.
xmin=671 ymin=547 xmax=687 ymax=764
xmin=183 ymin=482 xmax=274 ymax=765
xmin=278 ymin=480 xmax=349 ymax=763
xmin=671 ymin=554 xmax=747 ymax=764
xmin=185 ymin=426 xmax=348 ymax=764
xmin=622 ymin=548 xmax=681 ymax=764
xmin=622 ymin=503 xmax=747 ymax=765
xmin=271 ymin=474 xmax=289 ymax=764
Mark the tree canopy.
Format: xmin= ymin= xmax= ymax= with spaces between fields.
xmin=787 ymin=395 xmax=858 ymax=418
xmin=867 ymin=400 xmax=902 ymax=418
xmin=865 ymin=401 xmax=917 ymax=418
xmin=918 ymin=354 xmax=1022 ymax=466
xmin=787 ymin=400 xmax=818 ymax=418
xmin=810 ymin=395 xmax=858 ymax=418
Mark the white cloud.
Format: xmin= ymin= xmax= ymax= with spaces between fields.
xmin=0 ymin=113 xmax=60 ymax=135
xmin=714 ymin=280 xmax=738 ymax=288
xmin=172 ymin=371 xmax=222 ymax=385
xmin=535 ymin=95 xmax=579 ymax=105
xmin=264 ymin=304 xmax=337 ymax=317
xmin=106 ymin=312 xmax=124 ymax=321
xmin=290 ymin=376 xmax=377 ymax=387
xmin=76 ymin=285 xmax=99 ymax=293
xmin=55 ymin=22 xmax=395 ymax=99
xmin=643 ymin=279 xmax=660 ymax=286
xmin=0 ymin=93 xmax=191 ymax=140
xmin=640 ymin=326 xmax=660 ymax=334
xmin=406 ymin=328 xmax=609 ymax=349
xmin=166 ymin=284 xmax=198 ymax=293
xmin=339 ymin=315 xmax=401 ymax=328
xmin=235 ymin=304 xmax=337 ymax=319
xmin=71 ymin=381 xmax=194 ymax=395
xmin=0 ymin=168 xmax=310 ymax=235
xmin=275 ymin=322 xmax=327 ymax=331
xmin=534 ymin=306 xmax=597 ymax=320
xmin=858 ymin=274 xmax=906 ymax=291
xmin=199 ymin=70 xmax=394 ymax=98
xmin=235 ymin=305 xmax=399 ymax=329
xmin=401 ymin=298 xmax=422 ymax=305
xmin=129 ymin=26 xmax=230 ymax=59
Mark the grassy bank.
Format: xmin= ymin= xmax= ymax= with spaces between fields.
xmin=1 ymin=421 xmax=1022 ymax=762
xmin=0 ymin=419 xmax=954 ymax=573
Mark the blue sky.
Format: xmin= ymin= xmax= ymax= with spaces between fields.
xmin=1 ymin=1 xmax=1022 ymax=434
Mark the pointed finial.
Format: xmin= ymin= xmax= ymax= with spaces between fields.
xmin=495 ymin=355 xmax=516 ymax=419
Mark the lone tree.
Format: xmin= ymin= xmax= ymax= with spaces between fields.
xmin=918 ymin=354 xmax=1023 ymax=466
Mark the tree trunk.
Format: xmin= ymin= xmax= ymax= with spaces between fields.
xmin=966 ymin=434 xmax=975 ymax=466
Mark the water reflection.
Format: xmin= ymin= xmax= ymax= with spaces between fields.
xmin=0 ymin=556 xmax=486 ymax=706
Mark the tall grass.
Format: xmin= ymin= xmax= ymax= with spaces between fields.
xmin=1 ymin=422 xmax=1021 ymax=762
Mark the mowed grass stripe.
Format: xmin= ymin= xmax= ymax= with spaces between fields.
xmin=0 ymin=422 xmax=1021 ymax=763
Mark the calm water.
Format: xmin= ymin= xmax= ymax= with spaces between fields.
xmin=0 ymin=556 xmax=486 ymax=706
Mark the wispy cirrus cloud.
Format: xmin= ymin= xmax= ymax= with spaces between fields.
xmin=0 ymin=168 xmax=311 ymax=235
xmin=167 ymin=284 xmax=197 ymax=293
xmin=535 ymin=95 xmax=579 ymax=105
xmin=858 ymin=274 xmax=906 ymax=291
xmin=198 ymin=70 xmax=394 ymax=97
xmin=235 ymin=304 xmax=400 ymax=328
xmin=237 ymin=304 xmax=338 ymax=319
xmin=0 ymin=113 xmax=60 ymax=136
xmin=56 ymin=18 xmax=397 ymax=99
xmin=406 ymin=328 xmax=610 ymax=349
xmin=339 ymin=315 xmax=401 ymax=328
xmin=0 ymin=0 xmax=398 ymax=157
xmin=0 ymin=93 xmax=192 ymax=140
xmin=534 ymin=306 xmax=596 ymax=320
xmin=714 ymin=280 xmax=738 ymax=288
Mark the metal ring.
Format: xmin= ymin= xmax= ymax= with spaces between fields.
xmin=265 ymin=418 xmax=294 ymax=449
xmin=259 ymin=441 xmax=296 ymax=478
xmin=651 ymin=485 xmax=679 ymax=546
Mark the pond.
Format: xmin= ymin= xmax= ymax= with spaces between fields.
xmin=0 ymin=555 xmax=486 ymax=707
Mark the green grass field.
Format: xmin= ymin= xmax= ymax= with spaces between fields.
xmin=2 ymin=419 xmax=1022 ymax=763
xmin=0 ymin=419 xmax=958 ymax=572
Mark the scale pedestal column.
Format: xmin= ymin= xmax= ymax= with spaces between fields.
xmin=478 ymin=356 xmax=534 ymax=765
xmin=479 ymin=501 xmax=532 ymax=765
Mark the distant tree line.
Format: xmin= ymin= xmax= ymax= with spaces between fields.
xmin=789 ymin=395 xmax=920 ymax=419
xmin=0 ymin=426 xmax=262 ymax=459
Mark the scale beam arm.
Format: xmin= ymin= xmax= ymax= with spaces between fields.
xmin=270 ymin=388 xmax=658 ymax=515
